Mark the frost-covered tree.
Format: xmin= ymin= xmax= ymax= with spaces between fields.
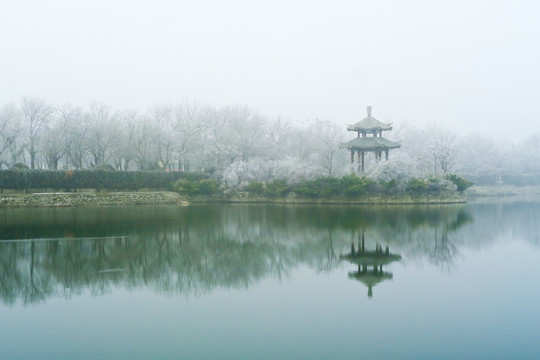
xmin=207 ymin=106 xmax=268 ymax=169
xmin=222 ymin=156 xmax=323 ymax=189
xmin=309 ymin=118 xmax=348 ymax=176
xmin=456 ymin=134 xmax=510 ymax=181
xmin=396 ymin=124 xmax=459 ymax=177
xmin=431 ymin=128 xmax=458 ymax=175
xmin=367 ymin=151 xmax=415 ymax=183
xmin=267 ymin=117 xmax=294 ymax=160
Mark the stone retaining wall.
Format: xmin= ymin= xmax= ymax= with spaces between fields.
xmin=192 ymin=190 xmax=467 ymax=205
xmin=0 ymin=191 xmax=185 ymax=208
xmin=0 ymin=190 xmax=466 ymax=208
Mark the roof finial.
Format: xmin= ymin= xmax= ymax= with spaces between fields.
xmin=367 ymin=106 xmax=372 ymax=116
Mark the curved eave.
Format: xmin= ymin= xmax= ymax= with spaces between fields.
xmin=347 ymin=116 xmax=393 ymax=132
xmin=347 ymin=125 xmax=393 ymax=132
xmin=339 ymin=137 xmax=402 ymax=150
xmin=348 ymin=272 xmax=393 ymax=286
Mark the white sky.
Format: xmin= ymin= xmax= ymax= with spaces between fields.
xmin=1 ymin=0 xmax=539 ymax=139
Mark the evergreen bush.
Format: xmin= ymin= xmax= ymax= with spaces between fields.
xmin=445 ymin=174 xmax=474 ymax=191
xmin=264 ymin=179 xmax=290 ymax=197
xmin=407 ymin=177 xmax=428 ymax=191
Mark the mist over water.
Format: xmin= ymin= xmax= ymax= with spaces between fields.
xmin=1 ymin=202 xmax=540 ymax=359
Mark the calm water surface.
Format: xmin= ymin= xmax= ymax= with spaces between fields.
xmin=1 ymin=201 xmax=539 ymax=359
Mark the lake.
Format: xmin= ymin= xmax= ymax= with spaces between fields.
xmin=1 ymin=201 xmax=539 ymax=359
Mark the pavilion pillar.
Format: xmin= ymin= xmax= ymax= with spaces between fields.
xmin=385 ymin=149 xmax=389 ymax=160
xmin=361 ymin=151 xmax=365 ymax=172
xmin=350 ymin=150 xmax=354 ymax=164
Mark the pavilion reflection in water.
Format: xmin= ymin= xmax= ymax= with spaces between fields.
xmin=340 ymin=233 xmax=401 ymax=298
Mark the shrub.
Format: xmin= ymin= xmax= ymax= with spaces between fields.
xmin=246 ymin=181 xmax=264 ymax=194
xmin=341 ymin=175 xmax=374 ymax=196
xmin=379 ymin=178 xmax=398 ymax=191
xmin=265 ymin=179 xmax=290 ymax=197
xmin=446 ymin=174 xmax=474 ymax=191
xmin=283 ymin=175 xmax=376 ymax=198
xmin=173 ymin=178 xmax=200 ymax=194
xmin=197 ymin=179 xmax=220 ymax=194
xmin=408 ymin=177 xmax=428 ymax=191
xmin=344 ymin=184 xmax=365 ymax=196
xmin=172 ymin=178 xmax=220 ymax=195
xmin=293 ymin=184 xmax=320 ymax=197
xmin=293 ymin=177 xmax=341 ymax=197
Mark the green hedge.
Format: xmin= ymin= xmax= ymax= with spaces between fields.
xmin=172 ymin=178 xmax=220 ymax=195
xmin=0 ymin=170 xmax=208 ymax=191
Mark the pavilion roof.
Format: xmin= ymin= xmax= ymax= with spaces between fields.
xmin=348 ymin=271 xmax=393 ymax=287
xmin=340 ymin=252 xmax=401 ymax=267
xmin=339 ymin=137 xmax=401 ymax=151
xmin=347 ymin=106 xmax=393 ymax=132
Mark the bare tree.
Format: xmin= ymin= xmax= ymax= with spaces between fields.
xmin=56 ymin=104 xmax=87 ymax=169
xmin=210 ymin=106 xmax=267 ymax=167
xmin=173 ymin=100 xmax=213 ymax=171
xmin=267 ymin=116 xmax=294 ymax=160
xmin=148 ymin=104 xmax=175 ymax=170
xmin=432 ymin=129 xmax=458 ymax=175
xmin=41 ymin=121 xmax=65 ymax=170
xmin=131 ymin=114 xmax=158 ymax=170
xmin=0 ymin=103 xmax=21 ymax=168
xmin=84 ymin=102 xmax=119 ymax=167
xmin=20 ymin=97 xmax=53 ymax=169
xmin=310 ymin=118 xmax=346 ymax=176
xmin=114 ymin=110 xmax=140 ymax=170
xmin=405 ymin=125 xmax=459 ymax=176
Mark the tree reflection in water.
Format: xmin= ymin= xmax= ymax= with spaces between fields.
xmin=1 ymin=201 xmax=538 ymax=306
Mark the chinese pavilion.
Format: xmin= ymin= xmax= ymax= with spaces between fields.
xmin=340 ymin=106 xmax=401 ymax=172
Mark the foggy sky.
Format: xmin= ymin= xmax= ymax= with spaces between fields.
xmin=2 ymin=0 xmax=539 ymax=139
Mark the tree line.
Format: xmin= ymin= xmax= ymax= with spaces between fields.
xmin=0 ymin=97 xmax=345 ymax=175
xmin=2 ymin=96 xmax=540 ymax=186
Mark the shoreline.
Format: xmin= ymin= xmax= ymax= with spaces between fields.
xmin=0 ymin=191 xmax=186 ymax=208
xmin=0 ymin=190 xmax=466 ymax=208
xmin=191 ymin=190 xmax=466 ymax=205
